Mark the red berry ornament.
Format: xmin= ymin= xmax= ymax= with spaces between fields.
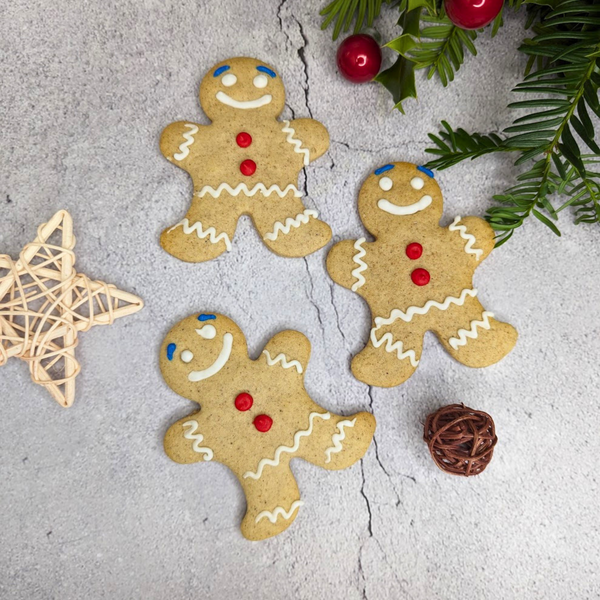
xmin=336 ymin=34 xmax=382 ymax=84
xmin=444 ymin=0 xmax=504 ymax=30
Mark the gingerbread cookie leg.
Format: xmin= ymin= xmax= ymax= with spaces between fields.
xmin=251 ymin=194 xmax=332 ymax=258
xmin=161 ymin=196 xmax=240 ymax=263
xmin=351 ymin=320 xmax=424 ymax=387
xmin=239 ymin=466 xmax=302 ymax=541
xmin=298 ymin=410 xmax=376 ymax=470
xmin=433 ymin=295 xmax=518 ymax=367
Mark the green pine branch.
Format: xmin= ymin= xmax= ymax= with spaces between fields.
xmin=425 ymin=0 xmax=600 ymax=244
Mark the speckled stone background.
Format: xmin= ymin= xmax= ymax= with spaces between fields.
xmin=1 ymin=1 xmax=599 ymax=599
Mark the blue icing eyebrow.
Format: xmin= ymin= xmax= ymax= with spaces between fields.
xmin=256 ymin=66 xmax=276 ymax=78
xmin=198 ymin=314 xmax=216 ymax=321
xmin=166 ymin=343 xmax=176 ymax=361
xmin=417 ymin=165 xmax=434 ymax=178
xmin=374 ymin=164 xmax=394 ymax=176
xmin=214 ymin=65 xmax=230 ymax=77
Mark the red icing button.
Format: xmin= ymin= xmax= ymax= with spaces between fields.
xmin=406 ymin=242 xmax=423 ymax=260
xmin=411 ymin=268 xmax=430 ymax=286
xmin=234 ymin=392 xmax=253 ymax=412
xmin=240 ymin=159 xmax=256 ymax=176
xmin=236 ymin=132 xmax=252 ymax=148
xmin=254 ymin=414 xmax=273 ymax=432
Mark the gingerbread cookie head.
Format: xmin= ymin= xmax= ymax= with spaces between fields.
xmin=357 ymin=162 xmax=444 ymax=237
xmin=160 ymin=313 xmax=247 ymax=402
xmin=199 ymin=57 xmax=286 ymax=121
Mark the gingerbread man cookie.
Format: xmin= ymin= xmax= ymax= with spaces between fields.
xmin=160 ymin=57 xmax=332 ymax=262
xmin=161 ymin=313 xmax=375 ymax=541
xmin=327 ymin=162 xmax=518 ymax=388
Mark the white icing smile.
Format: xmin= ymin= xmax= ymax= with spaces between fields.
xmin=188 ymin=332 xmax=233 ymax=382
xmin=378 ymin=195 xmax=432 ymax=216
xmin=216 ymin=91 xmax=272 ymax=110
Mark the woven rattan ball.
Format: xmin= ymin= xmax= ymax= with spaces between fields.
xmin=423 ymin=404 xmax=497 ymax=477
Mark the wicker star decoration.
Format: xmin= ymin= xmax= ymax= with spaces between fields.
xmin=0 ymin=210 xmax=144 ymax=407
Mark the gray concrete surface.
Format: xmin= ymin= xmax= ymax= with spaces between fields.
xmin=1 ymin=1 xmax=599 ymax=598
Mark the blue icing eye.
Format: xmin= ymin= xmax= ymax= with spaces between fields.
xmin=374 ymin=164 xmax=394 ymax=175
xmin=214 ymin=65 xmax=230 ymax=77
xmin=256 ymin=65 xmax=276 ymax=78
xmin=166 ymin=343 xmax=176 ymax=361
xmin=198 ymin=314 xmax=216 ymax=322
xmin=417 ymin=165 xmax=434 ymax=178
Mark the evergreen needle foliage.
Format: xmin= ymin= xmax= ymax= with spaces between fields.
xmin=320 ymin=0 xmax=600 ymax=243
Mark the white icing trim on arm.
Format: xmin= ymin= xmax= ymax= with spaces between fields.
xmin=378 ymin=195 xmax=432 ymax=216
xmin=324 ymin=418 xmax=357 ymax=463
xmin=255 ymin=500 xmax=304 ymax=524
xmin=182 ymin=420 xmax=213 ymax=461
xmin=370 ymin=330 xmax=419 ymax=367
xmin=262 ymin=350 xmax=303 ymax=374
xmin=448 ymin=216 xmax=484 ymax=261
xmin=197 ymin=183 xmax=302 ymax=199
xmin=188 ymin=333 xmax=233 ymax=382
xmin=449 ymin=311 xmax=494 ymax=350
xmin=173 ymin=124 xmax=199 ymax=161
xmin=216 ymin=91 xmax=272 ymax=109
xmin=281 ymin=120 xmax=310 ymax=166
xmin=243 ymin=412 xmax=331 ymax=480
xmin=168 ymin=219 xmax=232 ymax=251
xmin=351 ymin=238 xmax=368 ymax=292
xmin=263 ymin=210 xmax=318 ymax=241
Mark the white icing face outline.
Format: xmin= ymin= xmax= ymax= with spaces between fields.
xmin=188 ymin=332 xmax=233 ymax=382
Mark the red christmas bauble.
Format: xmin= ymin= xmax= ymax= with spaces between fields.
xmin=336 ymin=34 xmax=382 ymax=84
xmin=444 ymin=0 xmax=504 ymax=29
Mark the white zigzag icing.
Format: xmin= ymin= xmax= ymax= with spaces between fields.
xmin=374 ymin=288 xmax=478 ymax=330
xmin=255 ymin=500 xmax=304 ymax=524
xmin=168 ymin=218 xmax=232 ymax=251
xmin=370 ymin=330 xmax=420 ymax=367
xmin=263 ymin=210 xmax=318 ymax=241
xmin=351 ymin=238 xmax=368 ymax=292
xmin=449 ymin=216 xmax=483 ymax=261
xmin=197 ymin=183 xmax=302 ymax=199
xmin=243 ymin=412 xmax=331 ymax=480
xmin=281 ymin=120 xmax=310 ymax=166
xmin=182 ymin=420 xmax=213 ymax=461
xmin=263 ymin=350 xmax=303 ymax=374
xmin=324 ymin=418 xmax=357 ymax=463
xmin=173 ymin=124 xmax=198 ymax=161
xmin=449 ymin=311 xmax=494 ymax=350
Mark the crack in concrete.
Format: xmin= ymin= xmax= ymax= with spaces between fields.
xmin=302 ymin=257 xmax=325 ymax=332
xmin=359 ymin=459 xmax=373 ymax=537
xmin=328 ymin=282 xmax=348 ymax=346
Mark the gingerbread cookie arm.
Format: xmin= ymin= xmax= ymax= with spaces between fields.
xmin=282 ymin=118 xmax=330 ymax=163
xmin=164 ymin=413 xmax=216 ymax=464
xmin=326 ymin=239 xmax=369 ymax=293
xmin=447 ymin=216 xmax=495 ymax=263
xmin=160 ymin=121 xmax=204 ymax=168
xmin=297 ymin=410 xmax=376 ymax=470
xmin=261 ymin=330 xmax=311 ymax=376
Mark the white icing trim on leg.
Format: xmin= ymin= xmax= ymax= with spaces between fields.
xmin=173 ymin=124 xmax=198 ymax=161
xmin=262 ymin=350 xmax=303 ymax=374
xmin=281 ymin=120 xmax=310 ymax=166
xmin=370 ymin=329 xmax=419 ymax=368
xmin=263 ymin=210 xmax=319 ymax=242
xmin=243 ymin=412 xmax=331 ymax=480
xmin=182 ymin=420 xmax=213 ymax=461
xmin=449 ymin=311 xmax=494 ymax=350
xmin=351 ymin=238 xmax=368 ymax=292
xmin=196 ymin=183 xmax=302 ymax=199
xmin=324 ymin=418 xmax=357 ymax=463
xmin=255 ymin=500 xmax=304 ymax=524
xmin=449 ymin=216 xmax=483 ymax=261
xmin=168 ymin=218 xmax=232 ymax=251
